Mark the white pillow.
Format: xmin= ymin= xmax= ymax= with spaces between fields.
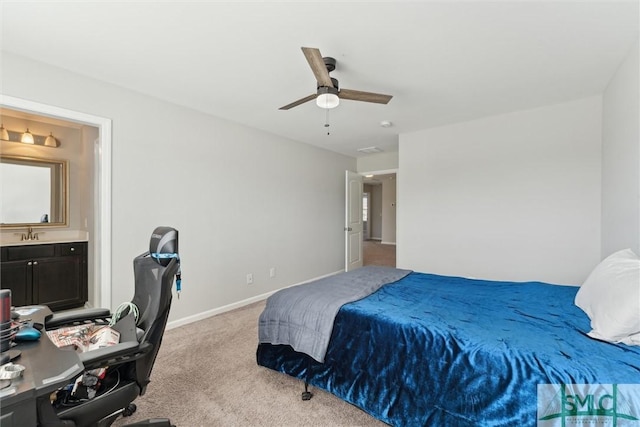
xmin=575 ymin=248 xmax=640 ymax=344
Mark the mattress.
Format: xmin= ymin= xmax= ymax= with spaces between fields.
xmin=257 ymin=271 xmax=640 ymax=426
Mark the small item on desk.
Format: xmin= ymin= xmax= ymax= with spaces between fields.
xmin=46 ymin=323 xmax=120 ymax=352
xmin=1 ymin=290 xmax=13 ymax=353
xmin=46 ymin=323 xmax=94 ymax=349
xmin=0 ymin=362 xmax=25 ymax=380
xmin=0 ymin=349 xmax=21 ymax=363
xmin=14 ymin=325 xmax=41 ymax=341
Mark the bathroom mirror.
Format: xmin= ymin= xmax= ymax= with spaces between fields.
xmin=0 ymin=155 xmax=68 ymax=228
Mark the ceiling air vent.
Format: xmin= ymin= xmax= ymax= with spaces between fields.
xmin=357 ymin=146 xmax=384 ymax=154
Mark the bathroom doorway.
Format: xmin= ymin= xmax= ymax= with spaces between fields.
xmin=1 ymin=95 xmax=112 ymax=309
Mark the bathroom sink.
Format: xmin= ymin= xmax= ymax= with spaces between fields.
xmin=0 ymin=230 xmax=88 ymax=247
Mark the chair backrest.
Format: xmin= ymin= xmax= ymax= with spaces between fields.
xmin=129 ymin=227 xmax=180 ymax=394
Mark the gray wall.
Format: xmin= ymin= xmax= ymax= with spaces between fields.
xmin=399 ymin=96 xmax=602 ymax=285
xmin=601 ymin=42 xmax=639 ymax=257
xmin=2 ymin=52 xmax=355 ymax=323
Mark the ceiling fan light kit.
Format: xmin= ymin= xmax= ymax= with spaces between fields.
xmin=316 ymin=87 xmax=340 ymax=109
xmin=280 ymin=47 xmax=393 ymax=111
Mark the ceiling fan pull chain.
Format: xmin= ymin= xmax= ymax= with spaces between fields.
xmin=325 ymin=109 xmax=330 ymax=135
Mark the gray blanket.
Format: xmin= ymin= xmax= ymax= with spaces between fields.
xmin=258 ymin=266 xmax=412 ymax=362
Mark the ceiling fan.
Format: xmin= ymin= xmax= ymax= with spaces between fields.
xmin=279 ymin=47 xmax=393 ymax=110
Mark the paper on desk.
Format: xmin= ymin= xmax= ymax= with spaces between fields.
xmin=46 ymin=324 xmax=120 ymax=353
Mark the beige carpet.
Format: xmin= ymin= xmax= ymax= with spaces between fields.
xmin=113 ymin=301 xmax=387 ymax=427
xmin=363 ymin=240 xmax=396 ymax=267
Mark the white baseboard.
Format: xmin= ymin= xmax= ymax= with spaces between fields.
xmin=166 ymin=292 xmax=273 ymax=330
xmin=165 ymin=269 xmax=345 ymax=330
xmin=381 ymin=241 xmax=396 ymax=245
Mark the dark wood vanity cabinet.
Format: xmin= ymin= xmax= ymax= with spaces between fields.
xmin=0 ymin=242 xmax=88 ymax=311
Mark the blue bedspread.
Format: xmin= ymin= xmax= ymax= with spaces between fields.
xmin=256 ymin=272 xmax=640 ymax=426
xmin=259 ymin=266 xmax=411 ymax=362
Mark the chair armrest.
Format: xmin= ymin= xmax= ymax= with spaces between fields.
xmin=79 ymin=341 xmax=142 ymax=368
xmin=46 ymin=308 xmax=112 ymax=329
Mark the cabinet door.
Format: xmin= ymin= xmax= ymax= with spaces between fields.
xmin=33 ymin=256 xmax=86 ymax=311
xmin=0 ymin=260 xmax=32 ymax=307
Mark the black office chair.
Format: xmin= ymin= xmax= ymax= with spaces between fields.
xmin=37 ymin=227 xmax=181 ymax=427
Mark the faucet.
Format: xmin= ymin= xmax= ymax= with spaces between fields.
xmin=21 ymin=227 xmax=39 ymax=241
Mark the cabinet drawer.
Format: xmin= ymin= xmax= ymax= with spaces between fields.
xmin=5 ymin=244 xmax=55 ymax=261
xmin=58 ymin=242 xmax=86 ymax=256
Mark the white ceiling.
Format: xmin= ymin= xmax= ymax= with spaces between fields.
xmin=1 ymin=1 xmax=638 ymax=158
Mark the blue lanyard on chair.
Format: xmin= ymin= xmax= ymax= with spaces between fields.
xmin=150 ymin=253 xmax=182 ymax=298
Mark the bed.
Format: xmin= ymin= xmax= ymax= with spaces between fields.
xmin=256 ymin=261 xmax=640 ymax=426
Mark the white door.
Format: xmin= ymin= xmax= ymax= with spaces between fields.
xmin=345 ymin=171 xmax=363 ymax=271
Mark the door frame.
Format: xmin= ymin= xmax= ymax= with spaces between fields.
xmin=362 ymin=191 xmax=371 ymax=241
xmin=1 ymin=94 xmax=112 ymax=309
xmin=345 ymin=170 xmax=364 ymax=271
xmin=358 ymin=167 xmax=399 ymax=261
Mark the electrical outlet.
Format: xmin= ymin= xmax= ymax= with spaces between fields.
xmin=269 ymin=267 xmax=276 ymax=278
xmin=246 ymin=273 xmax=253 ymax=285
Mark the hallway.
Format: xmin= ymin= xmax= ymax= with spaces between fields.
xmin=363 ymin=240 xmax=396 ymax=267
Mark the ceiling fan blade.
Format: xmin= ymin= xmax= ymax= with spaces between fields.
xmin=339 ymin=89 xmax=393 ymax=104
xmin=301 ymin=47 xmax=333 ymax=88
xmin=279 ymin=93 xmax=317 ymax=110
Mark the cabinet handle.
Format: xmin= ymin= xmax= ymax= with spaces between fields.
xmin=27 ymin=261 xmax=32 ymax=266
xmin=70 ymin=247 xmax=75 ymax=252
xmin=33 ymin=261 xmax=38 ymax=265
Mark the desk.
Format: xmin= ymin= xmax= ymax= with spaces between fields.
xmin=0 ymin=306 xmax=83 ymax=427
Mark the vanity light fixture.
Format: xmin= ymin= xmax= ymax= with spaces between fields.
xmin=44 ymin=132 xmax=59 ymax=147
xmin=0 ymin=127 xmax=60 ymax=147
xmin=21 ymin=129 xmax=34 ymax=144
